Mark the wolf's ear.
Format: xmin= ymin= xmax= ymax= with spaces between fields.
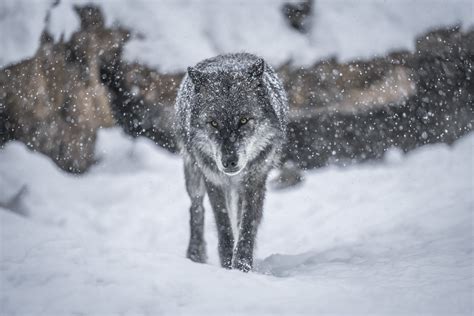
xmin=188 ymin=67 xmax=206 ymax=92
xmin=248 ymin=58 xmax=265 ymax=79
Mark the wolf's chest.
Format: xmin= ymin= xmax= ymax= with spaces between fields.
xmin=223 ymin=182 xmax=242 ymax=243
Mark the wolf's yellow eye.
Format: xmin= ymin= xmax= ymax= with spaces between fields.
xmin=240 ymin=117 xmax=248 ymax=125
xmin=210 ymin=120 xmax=219 ymax=128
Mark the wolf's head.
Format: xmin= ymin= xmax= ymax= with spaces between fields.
xmin=187 ymin=58 xmax=280 ymax=176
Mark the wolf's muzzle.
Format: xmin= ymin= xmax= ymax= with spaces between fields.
xmin=221 ymin=154 xmax=239 ymax=173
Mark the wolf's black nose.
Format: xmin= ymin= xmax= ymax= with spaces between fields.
xmin=222 ymin=155 xmax=238 ymax=169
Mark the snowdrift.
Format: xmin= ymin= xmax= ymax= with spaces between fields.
xmin=1 ymin=129 xmax=472 ymax=315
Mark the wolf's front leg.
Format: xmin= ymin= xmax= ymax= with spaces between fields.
xmin=205 ymin=180 xmax=235 ymax=269
xmin=233 ymin=175 xmax=266 ymax=272
xmin=187 ymin=197 xmax=206 ymax=263
xmin=184 ymin=160 xmax=207 ymax=263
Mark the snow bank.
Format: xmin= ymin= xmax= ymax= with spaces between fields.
xmin=0 ymin=0 xmax=52 ymax=67
xmin=1 ymin=0 xmax=472 ymax=70
xmin=1 ymin=128 xmax=472 ymax=315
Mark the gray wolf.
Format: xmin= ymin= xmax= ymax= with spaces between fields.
xmin=174 ymin=53 xmax=288 ymax=272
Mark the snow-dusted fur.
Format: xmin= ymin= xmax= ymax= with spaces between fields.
xmin=175 ymin=53 xmax=288 ymax=271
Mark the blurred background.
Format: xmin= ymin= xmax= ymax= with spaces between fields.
xmin=1 ymin=0 xmax=472 ymax=175
xmin=0 ymin=0 xmax=473 ymax=315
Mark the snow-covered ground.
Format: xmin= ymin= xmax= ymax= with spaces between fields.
xmin=1 ymin=1 xmax=472 ymax=314
xmin=1 ymin=0 xmax=473 ymax=70
xmin=1 ymin=128 xmax=472 ymax=315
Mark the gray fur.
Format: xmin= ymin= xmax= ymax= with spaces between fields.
xmin=174 ymin=53 xmax=288 ymax=272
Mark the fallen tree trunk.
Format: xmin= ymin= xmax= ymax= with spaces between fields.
xmin=283 ymin=27 xmax=473 ymax=169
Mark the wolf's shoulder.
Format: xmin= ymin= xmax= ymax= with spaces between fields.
xmin=194 ymin=53 xmax=260 ymax=73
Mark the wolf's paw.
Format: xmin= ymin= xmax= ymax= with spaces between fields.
xmin=187 ymin=243 xmax=207 ymax=263
xmin=232 ymin=257 xmax=252 ymax=272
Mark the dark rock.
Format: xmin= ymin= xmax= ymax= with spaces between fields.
xmin=0 ymin=186 xmax=29 ymax=217
xmin=270 ymin=161 xmax=304 ymax=190
xmin=281 ymin=0 xmax=313 ymax=33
